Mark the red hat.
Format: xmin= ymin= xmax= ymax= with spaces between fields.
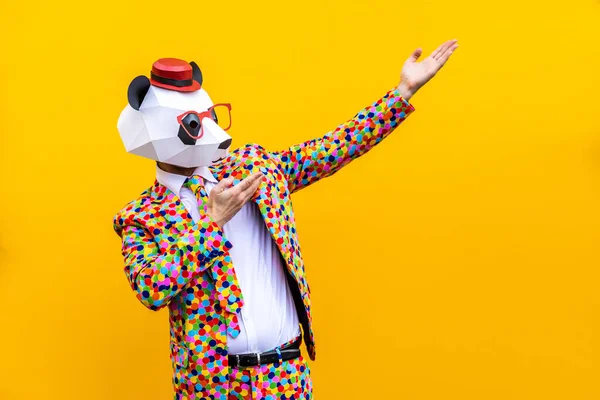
xmin=149 ymin=58 xmax=202 ymax=92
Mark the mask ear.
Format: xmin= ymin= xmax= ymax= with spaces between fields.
xmin=127 ymin=75 xmax=151 ymax=110
xmin=190 ymin=61 xmax=203 ymax=87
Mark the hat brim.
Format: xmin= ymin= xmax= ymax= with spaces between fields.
xmin=150 ymin=79 xmax=201 ymax=92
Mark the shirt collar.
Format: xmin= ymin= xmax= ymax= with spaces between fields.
xmin=155 ymin=164 xmax=218 ymax=196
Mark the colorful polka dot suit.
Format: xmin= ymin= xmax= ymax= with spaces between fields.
xmin=113 ymin=88 xmax=415 ymax=399
xmin=228 ymin=336 xmax=312 ymax=399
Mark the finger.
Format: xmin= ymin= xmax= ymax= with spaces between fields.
xmin=406 ymin=48 xmax=422 ymax=63
xmin=437 ymin=43 xmax=459 ymax=65
xmin=429 ymin=40 xmax=451 ymax=59
xmin=436 ymin=39 xmax=458 ymax=60
xmin=212 ymin=177 xmax=234 ymax=195
xmin=246 ymin=178 xmax=264 ymax=203
xmin=241 ymin=173 xmax=265 ymax=198
xmin=235 ymin=173 xmax=261 ymax=193
xmin=431 ymin=39 xmax=458 ymax=60
xmin=432 ymin=41 xmax=453 ymax=60
xmin=230 ymin=172 xmax=263 ymax=195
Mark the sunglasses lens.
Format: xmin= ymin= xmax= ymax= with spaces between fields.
xmin=212 ymin=105 xmax=231 ymax=130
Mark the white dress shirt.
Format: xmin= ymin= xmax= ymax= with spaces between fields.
xmin=156 ymin=165 xmax=300 ymax=355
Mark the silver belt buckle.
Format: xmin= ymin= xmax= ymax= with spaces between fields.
xmin=235 ymin=352 xmax=263 ymax=368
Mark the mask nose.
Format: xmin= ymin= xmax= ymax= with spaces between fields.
xmin=218 ymin=139 xmax=232 ymax=149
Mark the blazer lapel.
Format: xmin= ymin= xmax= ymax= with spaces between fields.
xmin=211 ymin=161 xmax=286 ymax=253
xmin=253 ymin=179 xmax=283 ymax=244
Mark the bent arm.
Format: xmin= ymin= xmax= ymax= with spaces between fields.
xmin=272 ymin=87 xmax=415 ymax=193
xmin=119 ymin=223 xmax=232 ymax=311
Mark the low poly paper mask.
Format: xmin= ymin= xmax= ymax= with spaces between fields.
xmin=117 ymin=58 xmax=233 ymax=168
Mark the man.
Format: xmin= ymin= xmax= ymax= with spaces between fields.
xmin=113 ymin=39 xmax=458 ymax=400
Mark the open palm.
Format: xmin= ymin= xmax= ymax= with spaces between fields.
xmin=399 ymin=39 xmax=459 ymax=99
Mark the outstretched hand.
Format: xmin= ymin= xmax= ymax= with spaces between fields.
xmin=397 ymin=39 xmax=459 ymax=100
xmin=207 ymin=172 xmax=264 ymax=228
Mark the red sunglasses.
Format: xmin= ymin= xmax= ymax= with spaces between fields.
xmin=176 ymin=103 xmax=232 ymax=139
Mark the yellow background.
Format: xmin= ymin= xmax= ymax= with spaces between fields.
xmin=1 ymin=0 xmax=599 ymax=399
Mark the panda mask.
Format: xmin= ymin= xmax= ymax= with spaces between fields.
xmin=117 ymin=58 xmax=233 ymax=168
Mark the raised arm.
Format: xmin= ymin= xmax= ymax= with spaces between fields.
xmin=272 ymin=39 xmax=459 ymax=194
xmin=272 ymin=89 xmax=414 ymax=193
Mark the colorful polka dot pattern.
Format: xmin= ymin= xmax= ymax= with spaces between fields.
xmin=113 ymin=88 xmax=414 ymax=399
xmin=228 ymin=356 xmax=312 ymax=400
xmin=184 ymin=175 xmax=244 ymax=338
xmin=271 ymin=88 xmax=414 ymax=193
xmin=117 ymin=191 xmax=233 ymax=311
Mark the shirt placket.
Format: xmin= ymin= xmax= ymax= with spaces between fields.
xmin=240 ymin=307 xmax=258 ymax=352
xmin=204 ymin=180 xmax=258 ymax=355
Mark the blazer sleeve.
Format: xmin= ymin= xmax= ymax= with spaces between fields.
xmin=271 ymin=87 xmax=415 ymax=194
xmin=117 ymin=220 xmax=232 ymax=311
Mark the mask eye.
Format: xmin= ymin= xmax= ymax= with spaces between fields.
xmin=211 ymin=108 xmax=219 ymax=124
xmin=178 ymin=113 xmax=202 ymax=145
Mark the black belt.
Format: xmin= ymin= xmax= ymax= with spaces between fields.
xmin=228 ymin=335 xmax=302 ymax=368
